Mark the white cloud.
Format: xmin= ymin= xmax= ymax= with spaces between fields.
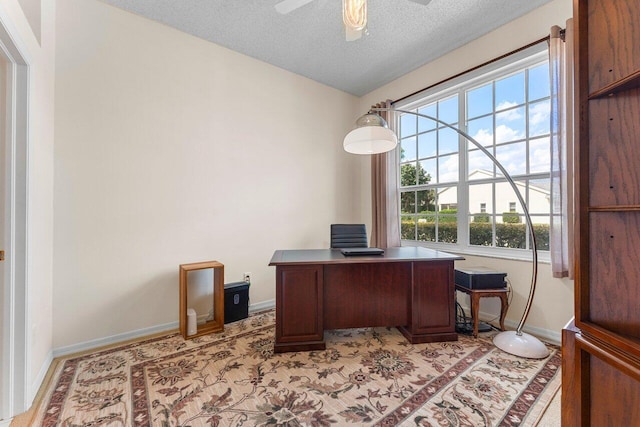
xmin=471 ymin=128 xmax=493 ymax=146
xmin=496 ymin=102 xmax=523 ymax=122
xmin=439 ymin=154 xmax=459 ymax=183
xmin=495 ymin=124 xmax=524 ymax=144
xmin=530 ymin=102 xmax=550 ymax=124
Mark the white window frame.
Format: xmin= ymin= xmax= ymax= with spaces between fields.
xmin=396 ymin=44 xmax=551 ymax=263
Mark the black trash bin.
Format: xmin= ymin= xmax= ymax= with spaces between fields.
xmin=224 ymin=281 xmax=250 ymax=324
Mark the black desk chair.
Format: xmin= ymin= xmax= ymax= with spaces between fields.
xmin=330 ymin=224 xmax=368 ymax=248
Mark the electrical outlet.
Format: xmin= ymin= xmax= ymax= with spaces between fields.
xmin=243 ymin=272 xmax=251 ymax=283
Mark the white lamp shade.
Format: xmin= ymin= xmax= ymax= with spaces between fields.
xmin=343 ymin=125 xmax=398 ymax=154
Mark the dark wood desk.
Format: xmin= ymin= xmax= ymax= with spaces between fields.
xmin=269 ymin=247 xmax=464 ymax=353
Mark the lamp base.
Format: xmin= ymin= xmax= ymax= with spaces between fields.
xmin=493 ymin=330 xmax=550 ymax=359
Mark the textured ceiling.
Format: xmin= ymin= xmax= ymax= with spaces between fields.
xmin=97 ymin=0 xmax=552 ymax=96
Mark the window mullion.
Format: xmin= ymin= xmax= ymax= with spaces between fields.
xmin=457 ymin=88 xmax=469 ymax=250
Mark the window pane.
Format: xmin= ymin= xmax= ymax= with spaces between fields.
xmin=419 ymin=159 xmax=436 ymax=184
xmin=529 ymin=99 xmax=550 ymax=137
xmin=496 ymin=141 xmax=527 ymax=176
xmin=400 ymin=136 xmax=417 ymax=161
xmin=417 ymin=189 xmax=436 ymax=213
xmin=437 ymin=186 xmax=457 ymax=243
xmin=495 ymin=180 xmax=519 ymax=215
xmin=529 ymin=62 xmax=550 ymax=101
xmin=495 ymin=106 xmax=526 ymax=143
xmin=529 ymin=137 xmax=550 ymax=174
xmin=496 ymin=222 xmax=526 ymax=248
xmin=469 ymin=183 xmax=494 ymax=246
xmin=438 ymin=127 xmax=459 ymax=154
xmin=529 ymin=178 xmax=551 ymax=215
xmin=400 ymin=163 xmax=418 ymax=186
xmin=438 ymin=215 xmax=458 ymax=243
xmin=418 ymin=104 xmax=437 ymax=132
xmin=439 ymin=96 xmax=458 ymax=124
xmin=417 ymin=189 xmax=436 ymax=242
xmin=468 ymin=149 xmax=494 ymax=179
xmin=400 ymin=113 xmax=417 ymax=137
xmin=469 ymin=183 xmax=494 ymax=214
xmin=468 ymin=115 xmax=494 ymax=147
xmin=401 ymin=191 xmax=416 ymax=214
xmin=438 ymin=153 xmax=458 ymax=183
xmin=532 ymin=215 xmax=550 ymax=250
xmin=496 ymin=72 xmax=525 ymax=110
xmin=418 ymin=131 xmax=437 ymax=158
xmin=401 ymin=215 xmax=417 ymax=240
xmin=497 ymin=180 xmax=527 ymax=249
xmin=416 ymin=218 xmax=435 ymax=242
xmin=467 ymin=83 xmax=493 ymax=119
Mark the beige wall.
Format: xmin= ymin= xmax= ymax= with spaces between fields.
xmin=358 ymin=0 xmax=574 ymax=339
xmin=53 ymin=0 xmax=363 ymax=348
xmin=54 ymin=0 xmax=573 ymax=349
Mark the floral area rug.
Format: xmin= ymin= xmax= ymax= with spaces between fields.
xmin=35 ymin=310 xmax=560 ymax=426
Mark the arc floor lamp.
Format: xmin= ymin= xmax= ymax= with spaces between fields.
xmin=344 ymin=108 xmax=550 ymax=359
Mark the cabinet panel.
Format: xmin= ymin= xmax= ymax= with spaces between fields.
xmin=275 ymin=265 xmax=323 ymax=343
xmin=589 ymin=89 xmax=640 ymax=205
xmin=588 ymin=0 xmax=640 ymax=92
xmin=412 ymin=261 xmax=455 ymax=334
xmin=588 ymin=212 xmax=640 ymax=341
xmin=588 ymin=352 xmax=640 ymax=425
xmin=323 ymin=262 xmax=411 ymax=329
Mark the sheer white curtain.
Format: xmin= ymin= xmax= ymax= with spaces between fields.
xmin=549 ymin=20 xmax=575 ymax=279
xmin=370 ymin=100 xmax=401 ymax=248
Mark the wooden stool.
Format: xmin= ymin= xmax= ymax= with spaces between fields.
xmin=455 ymin=284 xmax=508 ymax=338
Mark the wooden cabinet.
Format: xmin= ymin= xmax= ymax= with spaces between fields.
xmin=398 ymin=261 xmax=457 ymax=342
xmin=562 ymin=0 xmax=640 ymax=424
xmin=275 ymin=265 xmax=325 ymax=352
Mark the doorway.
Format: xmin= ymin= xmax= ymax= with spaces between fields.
xmin=0 ymin=10 xmax=30 ymax=422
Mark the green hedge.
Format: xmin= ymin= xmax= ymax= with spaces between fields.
xmin=416 ymin=209 xmax=458 ymax=223
xmin=401 ymin=220 xmax=550 ymax=250
xmin=472 ymin=213 xmax=490 ymax=223
xmin=502 ymin=212 xmax=522 ymax=223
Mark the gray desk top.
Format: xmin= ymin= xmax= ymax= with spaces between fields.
xmin=269 ymin=246 xmax=464 ymax=266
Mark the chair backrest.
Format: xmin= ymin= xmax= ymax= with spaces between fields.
xmin=330 ymin=224 xmax=368 ymax=248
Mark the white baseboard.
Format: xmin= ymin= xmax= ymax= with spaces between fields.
xmin=0 ymin=418 xmax=12 ymax=426
xmin=30 ymin=350 xmax=53 ymax=404
xmin=53 ymin=298 xmax=559 ymax=362
xmin=52 ymin=320 xmax=179 ymax=358
xmin=52 ymin=300 xmax=277 ymax=358
xmin=249 ymin=299 xmax=275 ymax=313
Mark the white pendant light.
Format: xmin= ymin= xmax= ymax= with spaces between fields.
xmin=343 ymin=113 xmax=398 ymax=154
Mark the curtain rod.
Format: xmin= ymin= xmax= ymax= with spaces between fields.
xmin=392 ymin=35 xmax=551 ymax=105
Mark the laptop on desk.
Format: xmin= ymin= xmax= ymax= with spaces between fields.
xmin=340 ymin=247 xmax=385 ymax=256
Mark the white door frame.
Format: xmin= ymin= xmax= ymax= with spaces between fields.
xmin=0 ymin=5 xmax=30 ymax=422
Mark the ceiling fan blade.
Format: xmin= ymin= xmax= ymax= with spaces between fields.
xmin=407 ymin=0 xmax=433 ymax=5
xmin=274 ymin=0 xmax=315 ymax=14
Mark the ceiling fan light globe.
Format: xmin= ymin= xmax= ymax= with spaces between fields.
xmin=343 ymin=0 xmax=367 ymax=31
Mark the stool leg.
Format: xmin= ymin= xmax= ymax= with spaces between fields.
xmin=471 ymin=293 xmax=480 ymax=338
xmin=499 ymin=293 xmax=508 ymax=332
